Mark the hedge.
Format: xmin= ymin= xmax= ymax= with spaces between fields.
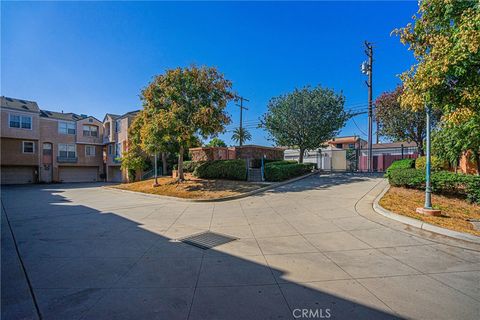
xmin=387 ymin=168 xmax=480 ymax=204
xmin=264 ymin=162 xmax=314 ymax=182
xmin=415 ymin=156 xmax=447 ymax=171
xmin=193 ymin=160 xmax=247 ymax=180
xmin=385 ymin=159 xmax=415 ymax=178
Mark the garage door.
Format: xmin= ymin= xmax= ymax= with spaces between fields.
xmin=1 ymin=166 xmax=36 ymax=184
xmin=59 ymin=167 xmax=98 ymax=183
xmin=110 ymin=167 xmax=123 ymax=182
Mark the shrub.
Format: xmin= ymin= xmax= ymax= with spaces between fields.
xmin=385 ymin=159 xmax=416 ymax=178
xmin=387 ymin=168 xmax=480 ymax=204
xmin=415 ymin=156 xmax=447 ymax=171
xmin=193 ymin=160 xmax=247 ymax=180
xmin=183 ymin=160 xmax=204 ymax=173
xmin=264 ymin=162 xmax=314 ymax=182
xmin=388 ymin=168 xmax=425 ymax=188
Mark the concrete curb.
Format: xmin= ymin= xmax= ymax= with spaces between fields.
xmin=373 ymin=184 xmax=480 ymax=244
xmin=104 ymin=171 xmax=319 ymax=203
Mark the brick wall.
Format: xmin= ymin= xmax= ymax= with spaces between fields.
xmin=189 ymin=145 xmax=284 ymax=162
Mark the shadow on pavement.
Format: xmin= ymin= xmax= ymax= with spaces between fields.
xmin=1 ymin=183 xmax=400 ymax=320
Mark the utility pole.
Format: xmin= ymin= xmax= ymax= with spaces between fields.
xmin=236 ymin=96 xmax=249 ymax=146
xmin=361 ymin=41 xmax=373 ymax=172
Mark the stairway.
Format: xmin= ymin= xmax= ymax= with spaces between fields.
xmin=247 ymin=168 xmax=263 ymax=182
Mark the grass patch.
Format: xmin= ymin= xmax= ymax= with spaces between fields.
xmin=112 ymin=173 xmax=264 ymax=200
xmin=379 ymin=186 xmax=480 ymax=236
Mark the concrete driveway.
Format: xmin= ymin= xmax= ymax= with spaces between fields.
xmin=2 ymin=174 xmax=479 ymax=320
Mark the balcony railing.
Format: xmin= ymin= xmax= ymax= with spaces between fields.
xmin=57 ymin=156 xmax=78 ymax=163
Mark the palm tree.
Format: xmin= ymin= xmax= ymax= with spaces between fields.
xmin=231 ymin=127 xmax=252 ymax=146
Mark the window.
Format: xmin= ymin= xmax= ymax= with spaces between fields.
xmin=108 ymin=144 xmax=113 ymax=155
xmin=43 ymin=143 xmax=52 ymax=156
xmin=21 ymin=116 xmax=32 ymax=129
xmin=336 ymin=143 xmax=343 ymax=149
xmin=22 ymin=141 xmax=34 ymax=153
xmin=85 ymin=145 xmax=96 ymax=156
xmin=83 ymin=125 xmax=98 ymax=137
xmin=59 ymin=122 xmax=76 ymax=135
xmin=115 ymin=143 xmax=122 ymax=157
xmin=115 ymin=120 xmax=121 ymax=133
xmin=348 ymin=143 xmax=355 ymax=149
xmin=58 ymin=144 xmax=76 ymax=158
xmin=9 ymin=114 xmax=32 ymax=129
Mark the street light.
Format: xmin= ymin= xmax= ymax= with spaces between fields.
xmin=416 ymin=98 xmax=441 ymax=216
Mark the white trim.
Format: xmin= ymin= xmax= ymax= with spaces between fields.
xmin=9 ymin=113 xmax=33 ymax=130
xmin=85 ymin=145 xmax=96 ymax=157
xmin=58 ymin=121 xmax=76 ymax=135
xmin=58 ymin=143 xmax=77 ymax=158
xmin=22 ymin=141 xmax=35 ymax=154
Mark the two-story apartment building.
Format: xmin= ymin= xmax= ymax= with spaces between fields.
xmin=1 ymin=97 xmax=105 ymax=184
xmin=38 ymin=110 xmax=104 ymax=183
xmin=1 ymin=97 xmax=41 ymax=184
xmin=103 ymin=111 xmax=139 ymax=182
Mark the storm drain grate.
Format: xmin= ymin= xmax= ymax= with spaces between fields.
xmin=178 ymin=231 xmax=237 ymax=250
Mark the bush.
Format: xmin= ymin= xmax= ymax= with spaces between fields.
xmin=387 ymin=168 xmax=480 ymax=204
xmin=182 ymin=160 xmax=204 ymax=173
xmin=415 ymin=156 xmax=447 ymax=171
xmin=388 ymin=168 xmax=425 ymax=188
xmin=385 ymin=159 xmax=416 ymax=178
xmin=264 ymin=162 xmax=314 ymax=182
xmin=193 ymin=160 xmax=247 ymax=180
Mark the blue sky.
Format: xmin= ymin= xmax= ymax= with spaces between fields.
xmin=1 ymin=1 xmax=418 ymax=146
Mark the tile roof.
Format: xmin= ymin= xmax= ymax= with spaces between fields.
xmin=39 ymin=110 xmax=87 ymax=121
xmin=0 ymin=96 xmax=40 ymax=113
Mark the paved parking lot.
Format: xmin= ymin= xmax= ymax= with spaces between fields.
xmin=2 ymin=174 xmax=479 ymax=319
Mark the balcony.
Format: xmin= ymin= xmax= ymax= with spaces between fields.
xmin=57 ymin=156 xmax=78 ymax=163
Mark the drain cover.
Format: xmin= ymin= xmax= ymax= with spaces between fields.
xmin=178 ymin=231 xmax=237 ymax=250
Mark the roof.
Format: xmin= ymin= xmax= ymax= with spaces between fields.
xmin=103 ymin=110 xmax=140 ymax=122
xmin=40 ymin=110 xmax=86 ymax=121
xmin=328 ymin=136 xmax=364 ymax=144
xmin=372 ymin=142 xmax=418 ymax=149
xmin=0 ymin=96 xmax=40 ymax=113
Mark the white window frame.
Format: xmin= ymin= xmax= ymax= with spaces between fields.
xmin=108 ymin=144 xmax=113 ymax=155
xmin=115 ymin=119 xmax=121 ymax=133
xmin=58 ymin=121 xmax=76 ymax=135
xmin=85 ymin=145 xmax=96 ymax=156
xmin=22 ymin=141 xmax=35 ymax=154
xmin=83 ymin=125 xmax=98 ymax=137
xmin=58 ymin=143 xmax=77 ymax=158
xmin=9 ymin=114 xmax=32 ymax=130
xmin=115 ymin=142 xmax=122 ymax=157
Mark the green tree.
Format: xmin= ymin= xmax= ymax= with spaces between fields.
xmin=141 ymin=65 xmax=234 ymax=181
xmin=261 ymin=85 xmax=349 ymax=163
xmin=375 ymin=86 xmax=440 ymax=155
xmin=433 ymin=116 xmax=480 ymax=175
xmin=393 ymin=0 xmax=480 ymax=119
xmin=206 ymin=137 xmax=227 ymax=147
xmin=231 ymin=127 xmax=252 ymax=146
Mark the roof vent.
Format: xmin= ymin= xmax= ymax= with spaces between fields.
xmin=22 ymin=105 xmax=29 ymax=110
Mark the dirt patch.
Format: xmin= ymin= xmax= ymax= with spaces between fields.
xmin=112 ymin=174 xmax=265 ymax=200
xmin=379 ymin=186 xmax=480 ymax=236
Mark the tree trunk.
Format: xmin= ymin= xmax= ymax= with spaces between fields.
xmin=153 ymin=153 xmax=159 ymax=187
xmin=178 ymin=146 xmax=185 ymax=181
xmin=417 ymin=140 xmax=425 ymax=156
xmin=162 ymin=152 xmax=167 ymax=176
xmin=299 ymin=148 xmax=305 ymax=163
